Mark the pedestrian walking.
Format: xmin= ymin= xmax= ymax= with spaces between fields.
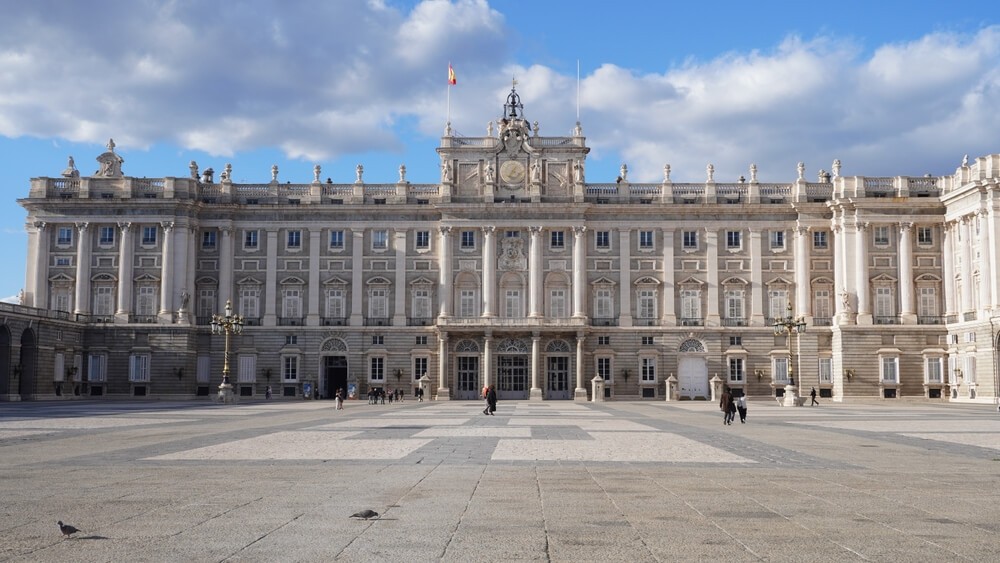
xmin=810 ymin=387 xmax=819 ymax=406
xmin=482 ymin=385 xmax=490 ymax=415
xmin=265 ymin=385 xmax=272 ymax=400
xmin=486 ymin=385 xmax=498 ymax=416
xmin=335 ymin=388 xmax=344 ymax=410
xmin=736 ymin=394 xmax=747 ymax=423
xmin=720 ymin=386 xmax=736 ymax=425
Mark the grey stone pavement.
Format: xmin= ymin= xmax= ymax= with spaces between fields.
xmin=3 ymin=398 xmax=1000 ymax=562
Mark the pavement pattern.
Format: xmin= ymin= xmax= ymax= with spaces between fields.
xmin=2 ymin=398 xmax=1000 ymax=562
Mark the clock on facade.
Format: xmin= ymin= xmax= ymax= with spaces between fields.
xmin=499 ymin=160 xmax=525 ymax=184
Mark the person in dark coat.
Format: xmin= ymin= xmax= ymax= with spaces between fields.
xmin=720 ymin=386 xmax=736 ymax=425
xmin=810 ymin=387 xmax=819 ymax=406
xmin=485 ymin=385 xmax=498 ymax=416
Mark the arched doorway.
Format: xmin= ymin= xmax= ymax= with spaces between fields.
xmin=454 ymin=339 xmax=480 ymax=400
xmin=496 ymin=337 xmax=529 ymax=400
xmin=545 ymin=339 xmax=572 ymax=400
xmin=19 ymin=328 xmax=37 ymax=400
xmin=677 ymin=338 xmax=709 ymax=400
xmin=320 ymin=337 xmax=349 ymax=400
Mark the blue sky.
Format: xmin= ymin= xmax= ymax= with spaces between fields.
xmin=1 ymin=0 xmax=999 ymax=302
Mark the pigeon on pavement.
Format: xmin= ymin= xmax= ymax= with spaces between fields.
xmin=58 ymin=521 xmax=80 ymax=538
xmin=350 ymin=509 xmax=380 ymax=520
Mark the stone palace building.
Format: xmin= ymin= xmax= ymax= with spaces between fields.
xmin=7 ymin=86 xmax=1000 ymax=404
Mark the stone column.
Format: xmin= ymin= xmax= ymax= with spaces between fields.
xmin=116 ymin=222 xmax=133 ymax=320
xmin=749 ymin=228 xmax=764 ymax=325
xmin=158 ymin=222 xmax=175 ymax=320
xmin=437 ymin=333 xmax=450 ymax=399
xmin=26 ymin=222 xmax=47 ymax=309
xmin=942 ymin=221 xmax=956 ymax=317
xmin=989 ymin=206 xmax=1000 ymax=312
xmin=483 ymin=333 xmax=493 ymax=387
xmin=898 ymin=222 xmax=916 ymax=323
xmin=73 ymin=222 xmax=91 ymax=315
xmin=218 ymin=227 xmax=234 ymax=313
xmin=661 ymin=229 xmax=675 ymax=325
xmin=351 ymin=228 xmax=365 ymax=326
xmin=705 ymin=228 xmax=719 ymax=324
xmin=529 ymin=332 xmax=542 ymax=400
xmin=574 ymin=332 xmax=587 ymax=400
xmin=393 ymin=229 xmax=407 ymax=326
xmin=618 ymin=228 xmax=632 ymax=327
xmin=307 ymin=228 xmax=321 ymax=326
xmin=572 ymin=226 xmax=587 ymax=317
xmin=855 ymin=221 xmax=871 ymax=324
xmin=482 ymin=226 xmax=495 ymax=317
xmin=960 ymin=217 xmax=973 ymax=314
xmin=172 ymin=223 xmax=190 ymax=322
xmin=437 ymin=226 xmax=452 ymax=318
xmin=528 ymin=226 xmax=543 ymax=317
xmin=976 ymin=211 xmax=992 ymax=315
xmin=263 ymin=229 xmax=278 ymax=326
xmin=794 ymin=225 xmax=810 ymax=317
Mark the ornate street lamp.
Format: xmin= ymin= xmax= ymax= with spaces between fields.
xmin=211 ymin=299 xmax=244 ymax=403
xmin=772 ymin=303 xmax=806 ymax=406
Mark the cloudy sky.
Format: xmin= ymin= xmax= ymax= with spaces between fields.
xmin=1 ymin=0 xmax=998 ymax=302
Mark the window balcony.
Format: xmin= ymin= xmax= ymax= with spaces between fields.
xmin=365 ymin=317 xmax=391 ymax=326
xmin=634 ymin=318 xmax=661 ymax=326
xmin=874 ymin=316 xmax=900 ymax=325
xmin=196 ymin=316 xmax=212 ymax=326
xmin=243 ymin=317 xmax=262 ymax=326
xmin=278 ymin=316 xmax=303 ymax=326
xmin=408 ymin=317 xmax=434 ymax=326
xmin=722 ymin=318 xmax=746 ymax=327
xmin=321 ymin=317 xmax=347 ymax=326
xmin=77 ymin=314 xmax=113 ymax=324
xmin=438 ymin=317 xmax=586 ymax=328
xmin=812 ymin=317 xmax=832 ymax=326
xmin=591 ymin=317 xmax=618 ymax=326
xmin=128 ymin=314 xmax=157 ymax=324
xmin=679 ymin=318 xmax=703 ymax=326
xmin=917 ymin=316 xmax=944 ymax=325
xmin=963 ymin=311 xmax=978 ymax=322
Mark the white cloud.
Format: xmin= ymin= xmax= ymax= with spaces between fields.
xmin=0 ymin=294 xmax=18 ymax=304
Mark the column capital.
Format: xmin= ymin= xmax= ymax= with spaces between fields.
xmin=855 ymin=221 xmax=868 ymax=232
xmin=33 ymin=221 xmax=47 ymax=231
xmin=481 ymin=225 xmax=496 ymax=234
xmin=76 ymin=221 xmax=89 ymax=233
xmin=117 ymin=221 xmax=132 ymax=233
xmin=572 ymin=225 xmax=587 ymax=236
xmin=795 ymin=225 xmax=809 ymax=236
xmin=393 ymin=228 xmax=407 ymax=238
xmin=439 ymin=225 xmax=453 ymax=236
xmin=352 ymin=228 xmax=365 ymax=238
xmin=529 ymin=226 xmax=543 ymax=236
xmin=898 ymin=221 xmax=913 ymax=233
xmin=220 ymin=225 xmax=234 ymax=235
xmin=160 ymin=221 xmax=174 ymax=232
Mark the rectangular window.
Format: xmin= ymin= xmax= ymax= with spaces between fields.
xmin=57 ymin=227 xmax=73 ymax=246
xmin=681 ymin=289 xmax=700 ymax=320
xmin=197 ymin=355 xmax=211 ymax=383
xmin=325 ymin=289 xmax=344 ymax=318
xmin=595 ymin=231 xmax=610 ymax=249
xmin=875 ymin=287 xmax=894 ymax=318
xmin=641 ymin=336 xmax=654 ymax=346
xmin=726 ymin=230 xmax=741 ymax=249
xmin=372 ymin=230 xmax=388 ymax=250
xmin=809 ymin=357 xmax=830 ymax=383
xmin=814 ymin=290 xmax=831 ymax=319
xmin=770 ymin=231 xmax=784 ymax=249
xmin=725 ymin=290 xmax=744 ymax=320
xmin=774 ymin=357 xmax=789 ymax=383
xmin=874 ymin=226 xmax=890 ymax=246
xmin=93 ymin=286 xmax=115 ymax=316
xmin=598 ymin=336 xmax=610 ymax=346
xmin=769 ymin=290 xmax=788 ymax=319
xmin=282 ymin=289 xmax=301 ymax=318
xmin=926 ymin=357 xmax=942 ymax=383
xmin=370 ymin=357 xmax=385 ymax=382
xmin=639 ymin=231 xmax=654 ymax=249
xmin=198 ymin=289 xmax=216 ymax=319
xmin=682 ymin=230 xmax=698 ymax=249
xmin=129 ymin=354 xmax=150 ymax=382
xmin=550 ymin=231 xmax=565 ymax=249
xmin=505 ymin=230 xmax=519 ymax=238
xmin=917 ymin=226 xmax=933 ymax=245
xmin=640 ymin=358 xmax=656 ymax=383
xmin=549 ymin=289 xmax=567 ymax=318
xmin=88 ymin=353 xmax=107 ymax=382
xmin=142 ymin=226 xmax=157 ymax=246
xmin=460 ymin=230 xmax=475 ymax=249
xmin=595 ymin=289 xmax=613 ymax=319
xmin=597 ymin=357 xmax=612 ymax=382
xmin=238 ymin=354 xmax=256 ymax=383
xmin=285 ymin=335 xmax=298 ymax=345
xmin=813 ymin=231 xmax=828 ymax=249
xmin=918 ymin=287 xmax=937 ymax=317
xmin=413 ymin=357 xmax=428 ymax=380
xmin=729 ymin=336 xmax=742 ymax=346
xmin=99 ymin=226 xmax=115 ymax=246
xmin=244 ymin=230 xmax=258 ymax=249
xmin=637 ymin=289 xmax=656 ymax=319
xmin=413 ymin=289 xmax=432 ymax=319
xmin=881 ymin=356 xmax=898 ymax=382
xmin=459 ymin=289 xmax=477 ymax=317
xmin=282 ymin=356 xmax=299 ymax=381
xmin=240 ymin=287 xmax=260 ymax=319
xmin=504 ymin=289 xmax=521 ymax=318
xmin=415 ymin=336 xmax=428 ymax=346
xmin=372 ymin=335 xmax=384 ymax=345
xmin=287 ymin=230 xmax=301 ymax=249
xmin=369 ymin=288 xmax=388 ymax=318
xmin=329 ymin=230 xmax=344 ymax=249
xmin=136 ymin=286 xmax=156 ymax=316
xmin=415 ymin=231 xmax=430 ymax=249
xmin=202 ymin=231 xmax=217 ymax=249
xmin=728 ymin=357 xmax=744 ymax=383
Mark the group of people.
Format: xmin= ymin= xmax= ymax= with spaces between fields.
xmin=367 ymin=387 xmax=405 ymax=404
xmin=720 ymin=385 xmax=821 ymax=424
xmin=481 ymin=385 xmax=497 ymax=415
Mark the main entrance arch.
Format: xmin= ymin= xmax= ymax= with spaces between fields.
xmin=496 ymin=338 xmax=529 ymax=400
xmin=18 ymin=328 xmax=37 ymax=400
xmin=320 ymin=337 xmax=349 ymax=400
xmin=677 ymin=338 xmax=709 ymax=400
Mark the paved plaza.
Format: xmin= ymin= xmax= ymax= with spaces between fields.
xmin=2 ymin=398 xmax=1000 ymax=562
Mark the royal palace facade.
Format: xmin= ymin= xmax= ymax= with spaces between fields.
xmin=6 ymin=89 xmax=1000 ymax=404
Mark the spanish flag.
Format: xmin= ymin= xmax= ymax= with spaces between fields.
xmin=448 ymin=64 xmax=457 ymax=85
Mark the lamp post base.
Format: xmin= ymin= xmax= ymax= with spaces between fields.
xmin=782 ymin=384 xmax=800 ymax=407
xmin=217 ymin=383 xmax=239 ymax=404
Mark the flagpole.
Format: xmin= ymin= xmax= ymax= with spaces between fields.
xmin=576 ymin=59 xmax=580 ymax=121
